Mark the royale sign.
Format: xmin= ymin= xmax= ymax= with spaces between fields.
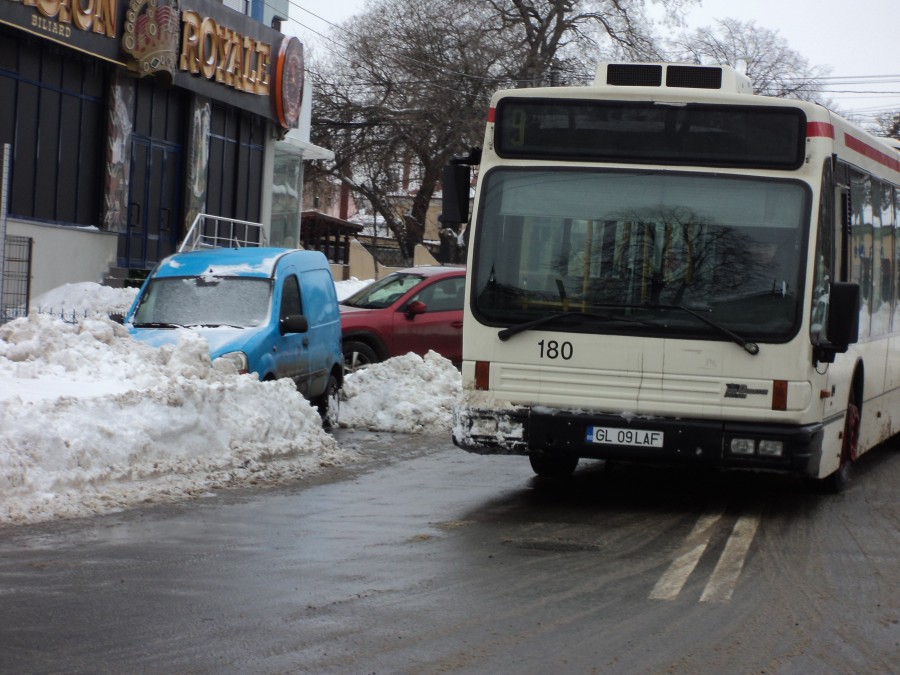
xmin=179 ymin=10 xmax=271 ymax=96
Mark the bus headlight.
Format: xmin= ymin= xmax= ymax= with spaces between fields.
xmin=757 ymin=439 xmax=784 ymax=457
xmin=730 ymin=438 xmax=756 ymax=455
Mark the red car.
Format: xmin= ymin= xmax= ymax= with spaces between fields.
xmin=339 ymin=266 xmax=466 ymax=370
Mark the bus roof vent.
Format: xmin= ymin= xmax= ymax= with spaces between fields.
xmin=594 ymin=63 xmax=753 ymax=94
xmin=606 ymin=63 xmax=662 ymax=87
xmin=666 ymin=65 xmax=722 ymax=89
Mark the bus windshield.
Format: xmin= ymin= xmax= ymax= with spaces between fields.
xmin=473 ymin=168 xmax=810 ymax=342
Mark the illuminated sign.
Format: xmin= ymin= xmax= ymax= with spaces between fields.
xmin=274 ymin=37 xmax=303 ymax=128
xmin=13 ymin=0 xmax=118 ymax=38
xmin=179 ymin=9 xmax=272 ymax=95
xmin=122 ymin=0 xmax=180 ymax=79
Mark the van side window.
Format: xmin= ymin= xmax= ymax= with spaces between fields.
xmin=281 ymin=275 xmax=302 ymax=319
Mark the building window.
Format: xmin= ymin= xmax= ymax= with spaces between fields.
xmin=206 ymin=104 xmax=266 ymax=223
xmin=0 ymin=31 xmax=105 ymax=227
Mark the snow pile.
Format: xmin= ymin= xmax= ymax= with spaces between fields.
xmin=0 ymin=314 xmax=353 ymax=526
xmin=341 ymin=351 xmax=461 ymax=433
xmin=32 ymin=281 xmax=139 ymax=315
xmin=0 ymin=279 xmax=464 ymax=528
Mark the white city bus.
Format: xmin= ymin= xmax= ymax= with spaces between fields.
xmin=445 ymin=62 xmax=900 ymax=491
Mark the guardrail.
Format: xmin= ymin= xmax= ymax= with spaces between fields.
xmin=179 ymin=214 xmax=268 ymax=252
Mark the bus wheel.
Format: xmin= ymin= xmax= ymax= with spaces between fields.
xmin=823 ymin=395 xmax=860 ymax=494
xmin=529 ymin=454 xmax=578 ymax=478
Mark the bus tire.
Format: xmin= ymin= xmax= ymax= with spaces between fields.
xmin=529 ymin=454 xmax=579 ymax=478
xmin=821 ymin=391 xmax=860 ymax=494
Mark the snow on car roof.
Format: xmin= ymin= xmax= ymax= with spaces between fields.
xmin=154 ymin=248 xmax=294 ymax=279
xmin=393 ymin=265 xmax=466 ymax=277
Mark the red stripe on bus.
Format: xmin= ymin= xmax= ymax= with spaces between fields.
xmin=806 ymin=122 xmax=834 ymax=138
xmin=487 ymin=107 xmax=496 ymax=123
xmin=844 ymin=133 xmax=900 ymax=173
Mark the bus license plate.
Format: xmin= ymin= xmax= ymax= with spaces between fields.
xmin=586 ymin=426 xmax=664 ymax=448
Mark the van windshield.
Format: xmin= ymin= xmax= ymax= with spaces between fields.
xmin=132 ymin=277 xmax=273 ymax=328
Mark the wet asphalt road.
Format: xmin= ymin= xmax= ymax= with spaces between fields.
xmin=1 ymin=429 xmax=898 ymax=674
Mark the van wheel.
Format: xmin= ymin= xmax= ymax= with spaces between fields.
xmin=529 ymin=454 xmax=579 ymax=478
xmin=316 ymin=373 xmax=341 ymax=429
xmin=343 ymin=340 xmax=378 ymax=373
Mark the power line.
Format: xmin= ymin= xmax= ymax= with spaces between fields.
xmin=280 ymin=1 xmax=900 ymax=123
xmin=816 ymin=74 xmax=900 ymax=82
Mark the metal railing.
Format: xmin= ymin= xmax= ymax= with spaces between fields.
xmin=1 ymin=235 xmax=33 ymax=325
xmin=28 ymin=306 xmax=132 ymax=324
xmin=179 ymin=213 xmax=268 ymax=252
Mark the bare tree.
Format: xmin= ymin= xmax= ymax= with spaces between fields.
xmin=310 ymin=0 xmax=503 ymax=258
xmin=310 ymin=0 xmax=693 ymax=259
xmin=875 ymin=112 xmax=900 ymax=140
xmin=485 ymin=0 xmax=694 ymax=87
xmin=670 ymin=18 xmax=831 ymax=102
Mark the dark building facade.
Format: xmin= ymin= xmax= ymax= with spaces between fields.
xmin=0 ymin=0 xmax=309 ymax=298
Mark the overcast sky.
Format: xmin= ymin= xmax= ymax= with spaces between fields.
xmin=285 ymin=0 xmax=899 ymax=126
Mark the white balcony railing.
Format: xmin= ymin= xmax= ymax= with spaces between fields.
xmin=179 ymin=213 xmax=268 ymax=252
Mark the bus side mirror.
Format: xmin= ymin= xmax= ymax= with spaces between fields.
xmin=441 ymin=148 xmax=480 ymax=227
xmin=441 ymin=164 xmax=471 ymax=225
xmin=814 ymin=281 xmax=859 ymax=364
xmin=827 ymin=282 xmax=860 ymax=346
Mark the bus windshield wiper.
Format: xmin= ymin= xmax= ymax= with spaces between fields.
xmin=644 ymin=303 xmax=759 ymax=355
xmin=497 ymin=311 xmax=657 ymax=342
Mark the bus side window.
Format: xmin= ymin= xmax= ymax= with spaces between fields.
xmin=811 ymin=159 xmax=835 ymax=341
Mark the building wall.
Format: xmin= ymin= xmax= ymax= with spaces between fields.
xmin=7 ymin=219 xmax=118 ymax=300
xmin=337 ymin=240 xmax=439 ymax=284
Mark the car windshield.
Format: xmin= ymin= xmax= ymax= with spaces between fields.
xmin=131 ymin=276 xmax=273 ymax=328
xmin=474 ymin=168 xmax=810 ymax=342
xmin=342 ymin=273 xmax=424 ymax=309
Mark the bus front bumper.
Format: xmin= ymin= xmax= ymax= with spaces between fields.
xmin=452 ymin=406 xmax=824 ymax=475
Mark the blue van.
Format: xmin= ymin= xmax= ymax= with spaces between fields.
xmin=125 ymin=248 xmax=343 ymax=426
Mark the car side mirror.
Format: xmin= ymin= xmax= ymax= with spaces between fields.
xmin=405 ymin=300 xmax=427 ymax=318
xmin=109 ymin=312 xmax=125 ymax=325
xmin=280 ymin=314 xmax=309 ymax=334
